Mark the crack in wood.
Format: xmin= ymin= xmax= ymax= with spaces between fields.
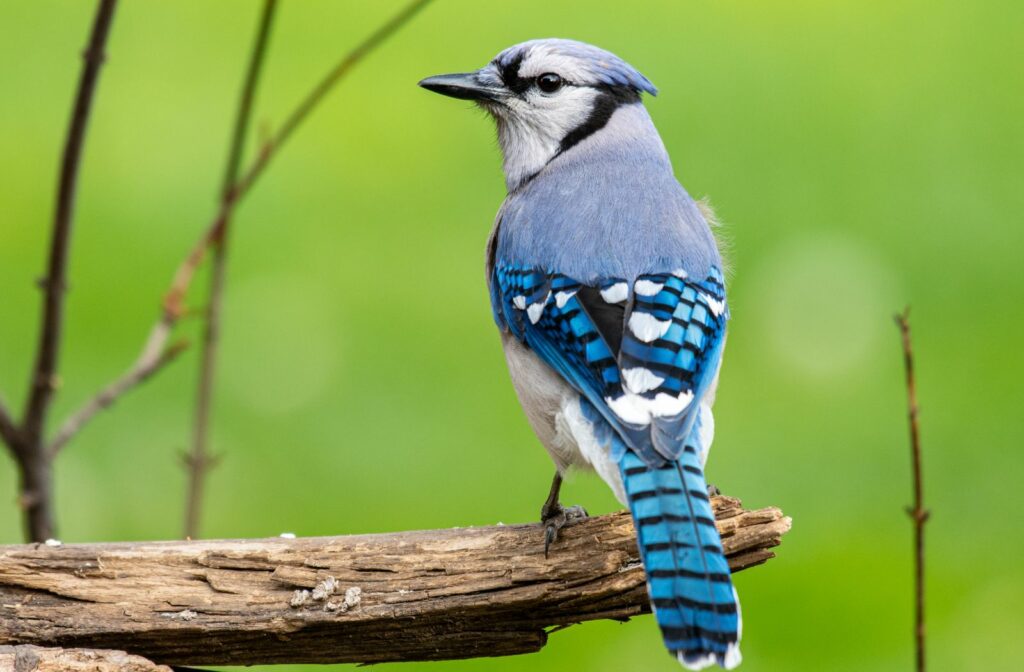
xmin=0 ymin=496 xmax=790 ymax=666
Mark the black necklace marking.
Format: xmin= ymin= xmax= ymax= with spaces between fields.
xmin=558 ymin=85 xmax=641 ymax=155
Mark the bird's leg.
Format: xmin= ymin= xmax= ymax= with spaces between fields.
xmin=706 ymin=483 xmax=721 ymax=497
xmin=539 ymin=471 xmax=564 ymax=521
xmin=540 ymin=471 xmax=587 ymax=558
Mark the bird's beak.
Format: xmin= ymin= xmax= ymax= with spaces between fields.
xmin=418 ymin=71 xmax=505 ymax=102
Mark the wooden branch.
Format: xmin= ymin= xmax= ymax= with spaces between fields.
xmin=0 ymin=495 xmax=790 ymax=666
xmin=23 ymin=0 xmax=118 ymax=440
xmin=0 ymin=646 xmax=170 ymax=672
xmin=14 ymin=0 xmax=119 ymax=543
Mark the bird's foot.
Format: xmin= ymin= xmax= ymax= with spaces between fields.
xmin=541 ymin=502 xmax=588 ymax=558
xmin=706 ymin=483 xmax=721 ymax=497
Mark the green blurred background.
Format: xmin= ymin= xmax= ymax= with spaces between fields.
xmin=1 ymin=1 xmax=1022 ymax=670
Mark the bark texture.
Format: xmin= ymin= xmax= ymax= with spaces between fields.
xmin=0 ymin=495 xmax=790 ymax=666
xmin=0 ymin=645 xmax=170 ymax=672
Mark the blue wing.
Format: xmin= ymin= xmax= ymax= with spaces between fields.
xmin=492 ymin=263 xmax=728 ymax=465
xmin=493 ymin=261 xmax=740 ymax=668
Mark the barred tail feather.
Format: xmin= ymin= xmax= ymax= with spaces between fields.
xmin=620 ymin=445 xmax=741 ymax=669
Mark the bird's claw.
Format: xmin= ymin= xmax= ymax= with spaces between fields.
xmin=706 ymin=483 xmax=721 ymax=497
xmin=542 ymin=504 xmax=588 ymax=558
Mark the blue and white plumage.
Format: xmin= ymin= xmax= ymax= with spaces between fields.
xmin=421 ymin=38 xmax=740 ymax=669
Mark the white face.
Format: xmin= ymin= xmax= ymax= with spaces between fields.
xmin=421 ymin=39 xmax=655 ymax=191
xmin=478 ymin=50 xmax=606 ymax=190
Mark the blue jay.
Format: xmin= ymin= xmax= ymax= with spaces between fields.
xmin=420 ymin=39 xmax=740 ymax=669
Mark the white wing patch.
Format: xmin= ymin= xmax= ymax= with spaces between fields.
xmin=701 ymin=292 xmax=726 ymax=318
xmin=634 ymin=279 xmax=665 ymax=296
xmin=554 ymin=289 xmax=578 ymax=308
xmin=628 ymin=312 xmax=672 ymax=343
xmin=622 ymin=367 xmax=665 ymax=394
xmin=600 ymin=282 xmax=628 ymax=304
xmin=527 ymin=291 xmax=551 ymax=324
xmin=605 ymin=389 xmax=694 ymax=426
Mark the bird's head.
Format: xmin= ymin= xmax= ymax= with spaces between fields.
xmin=419 ymin=39 xmax=657 ymax=190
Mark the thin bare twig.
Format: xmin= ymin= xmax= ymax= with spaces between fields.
xmin=47 ymin=313 xmax=180 ymax=458
xmin=3 ymin=0 xmax=430 ymax=542
xmin=0 ymin=399 xmax=18 ymax=454
xmin=265 ymin=0 xmax=434 ymax=172
xmin=895 ymin=307 xmax=928 ymax=672
xmin=219 ymin=1 xmax=277 ymax=203
xmin=49 ymin=0 xmax=431 ymax=474
xmin=161 ymin=0 xmax=434 ymax=321
xmin=180 ymin=0 xmax=431 ymax=538
xmin=184 ymin=0 xmax=278 ymax=540
xmin=6 ymin=0 xmax=119 ymax=542
xmin=48 ymin=339 xmax=189 ymax=458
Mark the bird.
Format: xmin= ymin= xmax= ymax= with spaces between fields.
xmin=419 ymin=39 xmax=740 ymax=670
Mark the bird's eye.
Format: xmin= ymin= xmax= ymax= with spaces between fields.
xmin=536 ymin=73 xmax=563 ymax=93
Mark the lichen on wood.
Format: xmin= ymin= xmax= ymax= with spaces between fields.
xmin=0 ymin=494 xmax=790 ymax=666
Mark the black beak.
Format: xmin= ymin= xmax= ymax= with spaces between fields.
xmin=418 ymin=72 xmax=504 ymax=102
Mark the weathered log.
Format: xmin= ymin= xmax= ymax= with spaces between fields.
xmin=0 ymin=645 xmax=170 ymax=671
xmin=0 ymin=495 xmax=790 ymax=666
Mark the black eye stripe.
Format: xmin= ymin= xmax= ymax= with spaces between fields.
xmin=495 ymin=54 xmax=530 ymax=94
xmin=495 ymin=56 xmax=580 ymax=96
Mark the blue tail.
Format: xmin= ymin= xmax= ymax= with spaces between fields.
xmin=620 ymin=440 xmax=741 ymax=669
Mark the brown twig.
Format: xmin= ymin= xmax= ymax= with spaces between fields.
xmin=180 ymin=0 xmax=432 ymax=538
xmin=2 ymin=0 xmax=119 ymax=542
xmin=184 ymin=0 xmax=279 ymax=540
xmin=48 ymin=339 xmax=189 ymax=458
xmin=895 ymin=307 xmax=928 ymax=672
xmin=42 ymin=0 xmax=432 ymax=497
xmin=162 ymin=0 xmax=434 ymax=316
xmin=1 ymin=0 xmax=432 ymax=542
xmin=47 ymin=310 xmax=182 ymax=461
xmin=0 ymin=400 xmax=18 ymax=455
xmin=162 ymin=0 xmax=434 ymax=320
xmin=265 ymin=0 xmax=434 ymax=171
xmin=219 ymin=1 xmax=277 ymax=204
